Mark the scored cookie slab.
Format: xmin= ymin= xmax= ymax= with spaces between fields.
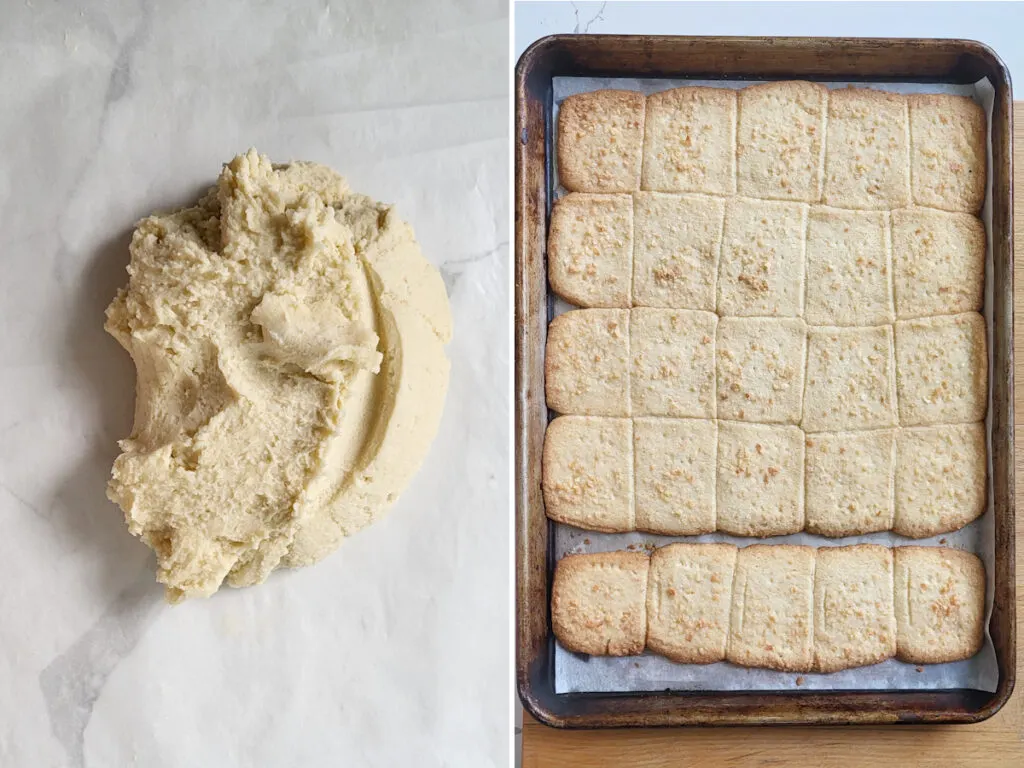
xmin=641 ymin=86 xmax=737 ymax=196
xmin=727 ymin=544 xmax=815 ymax=672
xmin=822 ymin=87 xmax=911 ymax=210
xmin=542 ymin=416 xmax=634 ymax=533
xmin=716 ymin=421 xmax=805 ymax=537
xmin=545 ymin=308 xmax=630 ymax=416
xmin=804 ymin=206 xmax=894 ymax=327
xmin=630 ymin=308 xmax=717 ymax=418
xmin=646 ymin=543 xmax=737 ymax=663
xmin=717 ymin=197 xmax=807 ymax=318
xmin=894 ymin=546 xmax=986 ymax=665
xmin=736 ymin=80 xmax=827 ymax=202
xmin=557 ymin=89 xmax=645 ymax=193
xmin=813 ymin=544 xmax=897 ymax=673
xmin=891 ymin=207 xmax=985 ymax=320
xmin=551 ymin=551 xmax=650 ymax=656
xmin=634 ymin=417 xmax=717 ymax=535
xmin=894 ymin=312 xmax=988 ymax=426
xmin=909 ymin=94 xmax=987 ymax=213
xmin=632 ymin=191 xmax=724 ymax=311
xmin=716 ymin=317 xmax=806 ymax=423
xmin=548 ymin=193 xmax=633 ymax=308
xmin=894 ymin=423 xmax=986 ymax=539
xmin=804 ymin=429 xmax=896 ymax=537
xmin=803 ymin=325 xmax=898 ymax=433
xmin=551 ymin=544 xmax=985 ymax=668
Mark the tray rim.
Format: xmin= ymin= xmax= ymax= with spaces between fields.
xmin=515 ymin=33 xmax=1016 ymax=729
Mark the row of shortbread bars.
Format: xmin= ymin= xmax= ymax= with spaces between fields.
xmin=547 ymin=309 xmax=987 ymax=428
xmin=548 ymin=195 xmax=984 ymax=319
xmin=557 ymin=84 xmax=985 ymax=212
xmin=552 ymin=544 xmax=985 ymax=671
xmin=544 ymin=417 xmax=984 ymax=539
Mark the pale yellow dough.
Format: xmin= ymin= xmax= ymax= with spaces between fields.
xmin=105 ymin=150 xmax=452 ymax=601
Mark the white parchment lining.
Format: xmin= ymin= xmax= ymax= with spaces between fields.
xmin=549 ymin=76 xmax=999 ymax=695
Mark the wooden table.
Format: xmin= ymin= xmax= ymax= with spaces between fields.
xmin=520 ymin=103 xmax=1024 ymax=768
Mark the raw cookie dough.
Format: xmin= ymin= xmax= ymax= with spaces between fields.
xmin=105 ymin=150 xmax=451 ymax=601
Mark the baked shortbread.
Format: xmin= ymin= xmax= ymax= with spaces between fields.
xmin=891 ymin=208 xmax=985 ymax=320
xmin=630 ymin=308 xmax=717 ymax=418
xmin=545 ymin=309 xmax=630 ymax=416
xmin=632 ymin=191 xmax=724 ymax=310
xmin=894 ymin=546 xmax=985 ymax=664
xmin=894 ymin=423 xmax=986 ymax=538
xmin=894 ymin=312 xmax=988 ymax=426
xmin=642 ymin=86 xmax=737 ymax=195
xmin=646 ymin=543 xmax=737 ymax=663
xmin=803 ymin=325 xmax=897 ymax=432
xmin=813 ymin=544 xmax=897 ymax=672
xmin=822 ymin=87 xmax=911 ymax=209
xmin=737 ymin=80 xmax=827 ymax=202
xmin=548 ymin=193 xmax=633 ymax=308
xmin=552 ymin=551 xmax=650 ymax=656
xmin=634 ymin=417 xmax=717 ymax=535
xmin=909 ymin=94 xmax=986 ymax=213
xmin=542 ymin=416 xmax=634 ymax=532
xmin=558 ymin=89 xmax=645 ymax=193
xmin=727 ymin=544 xmax=815 ymax=671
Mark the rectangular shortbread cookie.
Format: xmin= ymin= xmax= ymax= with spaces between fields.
xmin=803 ymin=325 xmax=897 ymax=432
xmin=542 ymin=416 xmax=634 ymax=533
xmin=805 ymin=429 xmax=896 ymax=537
xmin=545 ymin=309 xmax=630 ymax=416
xmin=822 ymin=88 xmax=911 ymax=210
xmin=548 ymin=193 xmax=633 ymax=308
xmin=804 ymin=206 xmax=894 ymax=326
xmin=891 ymin=208 xmax=985 ymax=320
xmin=894 ymin=547 xmax=985 ymax=664
xmin=813 ymin=545 xmax=897 ymax=673
xmin=632 ymin=192 xmax=724 ymax=310
xmin=641 ymin=86 xmax=737 ymax=195
xmin=558 ymin=90 xmax=645 ymax=193
xmin=716 ymin=422 xmax=804 ymax=537
xmin=894 ymin=312 xmax=988 ymax=426
xmin=646 ymin=543 xmax=737 ymax=663
xmin=727 ymin=544 xmax=815 ymax=671
xmin=630 ymin=308 xmax=717 ymax=418
xmin=717 ymin=197 xmax=807 ymax=318
xmin=894 ymin=423 xmax=987 ymax=539
xmin=737 ymin=81 xmax=827 ymax=202
xmin=634 ymin=417 xmax=716 ymax=535
xmin=909 ymin=94 xmax=987 ymax=213
xmin=716 ymin=317 xmax=806 ymax=423
xmin=552 ymin=551 xmax=650 ymax=656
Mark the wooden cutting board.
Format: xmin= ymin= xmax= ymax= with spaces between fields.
xmin=521 ymin=103 xmax=1024 ymax=768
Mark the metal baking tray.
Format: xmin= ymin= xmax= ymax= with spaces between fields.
xmin=515 ymin=34 xmax=1015 ymax=728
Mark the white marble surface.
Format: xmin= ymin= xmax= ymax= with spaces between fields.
xmin=0 ymin=1 xmax=508 ymax=766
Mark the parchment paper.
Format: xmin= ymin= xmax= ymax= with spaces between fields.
xmin=0 ymin=3 xmax=508 ymax=766
xmin=550 ymin=76 xmax=999 ymax=695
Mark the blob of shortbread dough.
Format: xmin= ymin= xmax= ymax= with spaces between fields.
xmin=105 ymin=150 xmax=451 ymax=601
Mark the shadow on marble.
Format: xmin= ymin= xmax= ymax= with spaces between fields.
xmin=48 ymin=227 xmax=146 ymax=599
xmin=40 ymin=560 xmax=165 ymax=768
xmin=40 ymin=223 xmax=183 ymax=768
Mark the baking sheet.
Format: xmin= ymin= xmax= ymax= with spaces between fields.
xmin=549 ymin=76 xmax=999 ymax=695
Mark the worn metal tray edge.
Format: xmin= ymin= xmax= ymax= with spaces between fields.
xmin=515 ymin=34 xmax=1015 ymax=729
